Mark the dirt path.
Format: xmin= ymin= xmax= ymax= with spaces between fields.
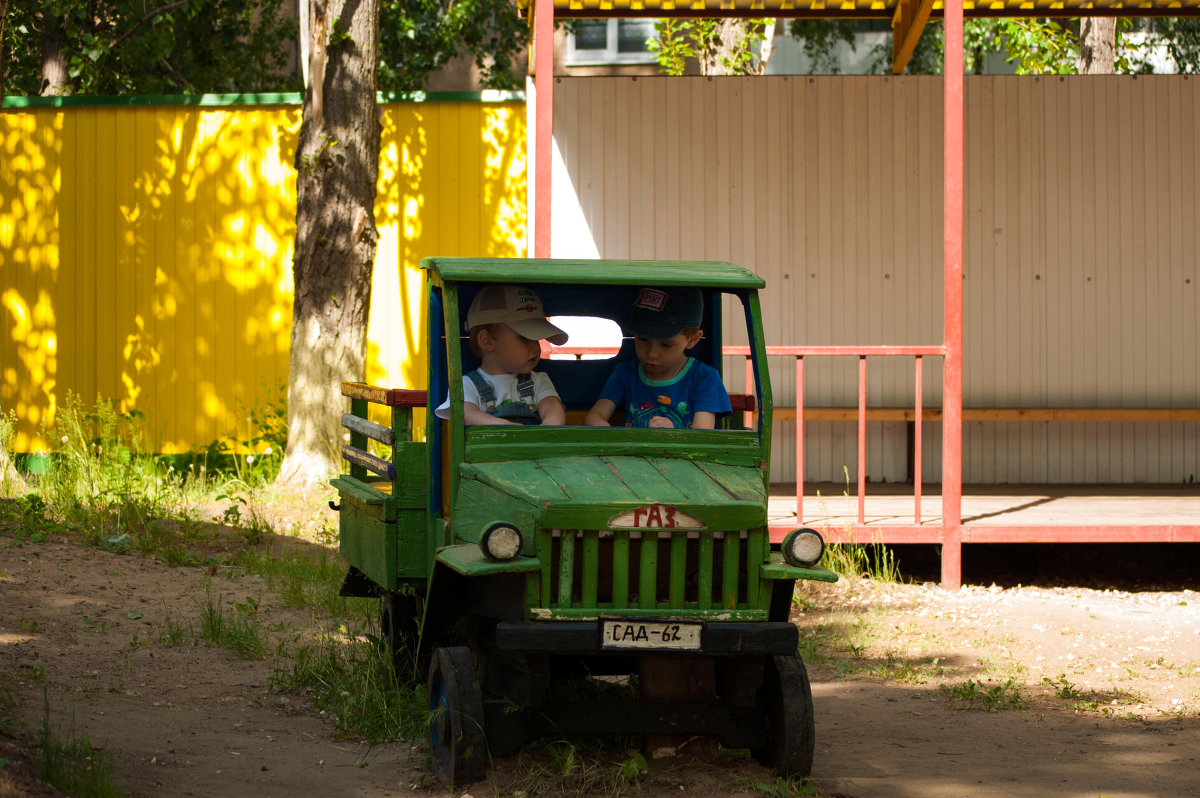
xmin=2 ymin=536 xmax=1199 ymax=797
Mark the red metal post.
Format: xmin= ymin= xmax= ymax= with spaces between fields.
xmin=914 ymin=355 xmax=923 ymax=524
xmin=942 ymin=0 xmax=965 ymax=589
xmin=533 ymin=0 xmax=554 ymax=257
xmin=796 ymin=356 xmax=804 ymax=524
xmin=857 ymin=355 xmax=867 ymax=525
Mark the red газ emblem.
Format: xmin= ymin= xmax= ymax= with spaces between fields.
xmin=609 ymin=504 xmax=705 ymax=529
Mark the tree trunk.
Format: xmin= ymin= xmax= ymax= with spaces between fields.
xmin=1078 ymin=17 xmax=1116 ymax=74
xmin=39 ymin=11 xmax=71 ymax=96
xmin=277 ymin=0 xmax=382 ymax=489
xmin=0 ymin=448 xmax=27 ymax=496
xmin=704 ymin=20 xmax=751 ymax=76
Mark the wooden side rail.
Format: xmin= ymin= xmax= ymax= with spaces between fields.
xmin=342 ymin=381 xmax=428 ymax=408
xmin=772 ymin=407 xmax=1200 ymax=423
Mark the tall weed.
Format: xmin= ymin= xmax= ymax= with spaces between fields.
xmin=38 ymin=692 xmax=123 ymax=798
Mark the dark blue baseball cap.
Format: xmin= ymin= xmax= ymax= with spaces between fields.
xmin=625 ymin=287 xmax=703 ymax=340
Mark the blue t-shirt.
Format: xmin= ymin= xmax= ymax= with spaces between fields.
xmin=599 ymin=358 xmax=732 ymax=428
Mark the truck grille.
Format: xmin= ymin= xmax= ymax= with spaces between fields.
xmin=537 ymin=529 xmax=767 ymax=612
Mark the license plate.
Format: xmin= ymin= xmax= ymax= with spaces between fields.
xmin=600 ymin=620 xmax=702 ymax=650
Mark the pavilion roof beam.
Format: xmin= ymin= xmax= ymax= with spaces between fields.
xmin=537 ymin=0 xmax=1200 ymax=18
xmin=892 ymin=0 xmax=935 ymax=73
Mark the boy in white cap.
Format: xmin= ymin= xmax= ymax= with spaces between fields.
xmin=435 ymin=284 xmax=569 ymax=426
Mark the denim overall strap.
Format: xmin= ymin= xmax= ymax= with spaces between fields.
xmin=466 ymin=369 xmax=497 ymax=413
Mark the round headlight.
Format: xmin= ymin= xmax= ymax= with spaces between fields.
xmin=480 ymin=523 xmax=523 ymax=561
xmin=782 ymin=528 xmax=825 ymax=567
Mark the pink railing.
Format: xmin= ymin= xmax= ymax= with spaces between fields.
xmin=725 ymin=346 xmax=945 ymax=529
xmin=550 ymin=343 xmax=946 ymax=530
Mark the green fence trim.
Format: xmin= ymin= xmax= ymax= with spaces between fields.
xmin=2 ymin=90 xmax=524 ymax=109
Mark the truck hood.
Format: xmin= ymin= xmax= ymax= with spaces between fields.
xmin=458 ymin=455 xmax=766 ymax=532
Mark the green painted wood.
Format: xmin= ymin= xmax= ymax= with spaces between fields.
xmin=557 ymin=532 xmax=576 ymax=607
xmin=612 ymin=533 xmax=630 ymax=609
xmin=534 ymin=457 xmax=641 ymax=502
xmin=443 ymin=285 xmax=465 ymax=506
xmin=745 ymin=530 xmax=764 ymax=607
xmin=722 ymin=534 xmax=741 ymax=610
xmin=464 ymin=428 xmax=763 ymax=467
xmin=0 ymin=90 xmax=521 ymax=109
xmin=692 ymin=460 xmax=768 ymax=503
xmin=599 ymin=457 xmax=690 ymax=503
xmin=698 ymin=535 xmax=714 ymax=610
xmin=390 ymin=442 xmax=427 ymax=507
xmin=450 ymin=480 xmax=539 ymax=555
xmin=668 ymin=534 xmax=687 ymax=606
xmin=748 ymin=292 xmax=773 ymax=482
xmin=396 ymin=511 xmax=429 ymax=579
xmin=638 ymin=535 xmax=657 ymax=610
xmin=435 ymin=544 xmax=542 ymax=576
xmin=761 ymin=556 xmax=840 ymax=583
xmin=330 ymin=476 xmax=388 ymax=507
xmin=338 ymin=498 xmax=395 ymax=590
xmin=524 ymin=572 xmax=541 ymax=609
xmin=539 ymin=528 xmax=554 ymax=605
xmin=531 ymin=607 xmax=768 ymax=621
xmin=581 ymin=532 xmax=599 ymax=607
xmin=460 ymin=460 xmax=570 ymax=503
xmin=541 ymin=501 xmax=765 ymax=533
xmin=645 ymin=457 xmax=743 ymax=503
xmin=421 ymin=257 xmax=765 ymax=289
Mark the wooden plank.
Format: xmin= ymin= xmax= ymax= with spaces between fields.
xmin=341 ymin=413 xmax=396 ymax=446
xmin=340 ymin=444 xmax=395 ymax=481
xmin=341 ymin=381 xmax=427 ymax=407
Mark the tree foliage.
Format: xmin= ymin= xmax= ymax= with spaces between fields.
xmin=651 ymin=18 xmax=774 ymax=76
xmin=785 ymin=16 xmax=1200 ymax=77
xmin=1 ymin=0 xmax=299 ymax=96
xmin=1 ymin=0 xmax=530 ymax=97
xmin=378 ymin=0 xmax=527 ymax=91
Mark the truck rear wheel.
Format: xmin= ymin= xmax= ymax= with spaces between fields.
xmin=428 ymin=646 xmax=486 ymax=786
xmin=751 ymin=652 xmax=815 ymax=777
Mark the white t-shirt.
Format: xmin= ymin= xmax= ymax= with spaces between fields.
xmin=434 ymin=370 xmax=560 ymax=420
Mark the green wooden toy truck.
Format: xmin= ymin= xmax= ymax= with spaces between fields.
xmin=331 ymin=258 xmax=837 ymax=785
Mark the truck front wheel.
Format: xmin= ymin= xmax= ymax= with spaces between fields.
xmin=428 ymin=646 xmax=486 ymax=786
xmin=751 ymin=652 xmax=815 ymax=777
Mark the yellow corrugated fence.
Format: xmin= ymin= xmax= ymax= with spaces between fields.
xmin=0 ymin=95 xmax=527 ymax=454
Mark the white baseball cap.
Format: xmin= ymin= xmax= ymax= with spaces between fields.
xmin=466 ymin=284 xmax=569 ymax=345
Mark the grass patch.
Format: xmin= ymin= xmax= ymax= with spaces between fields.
xmin=1043 ymin=675 xmax=1147 ymax=715
xmin=38 ymin=693 xmax=123 ymax=798
xmin=502 ymin=741 xmax=649 ymax=797
xmin=940 ymin=678 xmax=1028 ymax=711
xmin=271 ymin=626 xmax=426 ymax=742
xmin=197 ymin=589 xmax=270 ymax=660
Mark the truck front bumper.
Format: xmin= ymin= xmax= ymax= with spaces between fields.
xmin=494 ymin=620 xmax=798 ymax=656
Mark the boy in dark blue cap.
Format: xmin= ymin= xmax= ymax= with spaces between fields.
xmin=584 ymin=287 xmax=731 ymax=429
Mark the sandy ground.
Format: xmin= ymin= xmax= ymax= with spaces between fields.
xmin=1 ymin=533 xmax=1199 ymax=798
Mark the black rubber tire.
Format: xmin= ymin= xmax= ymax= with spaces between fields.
xmin=380 ymin=592 xmax=421 ymax=673
xmin=428 ymin=646 xmax=487 ymax=786
xmin=750 ymin=652 xmax=815 ymax=777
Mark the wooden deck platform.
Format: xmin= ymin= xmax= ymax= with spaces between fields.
xmin=767 ymin=483 xmax=1200 ymax=545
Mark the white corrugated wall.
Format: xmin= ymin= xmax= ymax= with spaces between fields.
xmin=551 ymin=75 xmax=1200 ymax=485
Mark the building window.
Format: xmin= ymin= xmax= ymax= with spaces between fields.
xmin=566 ymin=19 xmax=658 ymax=66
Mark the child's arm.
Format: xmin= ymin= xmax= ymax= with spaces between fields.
xmin=584 ymin=398 xmax=617 ymax=427
xmin=537 ymin=396 xmax=566 ymax=426
xmin=690 ymin=411 xmax=717 ymax=429
xmin=463 ymin=402 xmax=517 ymax=426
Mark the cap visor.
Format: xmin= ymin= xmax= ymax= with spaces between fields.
xmin=509 ymin=318 xmax=569 ymax=346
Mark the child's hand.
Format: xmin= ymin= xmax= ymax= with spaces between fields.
xmin=647 ymin=415 xmax=676 ymax=429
